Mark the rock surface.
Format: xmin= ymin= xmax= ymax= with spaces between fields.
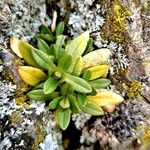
xmin=0 ymin=0 xmax=150 ymax=150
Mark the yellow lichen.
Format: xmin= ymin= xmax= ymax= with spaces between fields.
xmin=141 ymin=127 xmax=150 ymax=144
xmin=31 ymin=122 xmax=46 ymax=150
xmin=127 ymin=80 xmax=142 ymax=99
xmin=10 ymin=111 xmax=23 ymax=125
xmin=101 ymin=0 xmax=131 ymax=43
xmin=15 ymin=96 xmax=30 ymax=109
xmin=137 ymin=127 xmax=150 ymax=148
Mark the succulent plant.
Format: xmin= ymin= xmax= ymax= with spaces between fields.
xmin=10 ymin=22 xmax=124 ymax=130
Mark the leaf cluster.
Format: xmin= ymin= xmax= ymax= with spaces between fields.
xmin=10 ymin=22 xmax=123 ymax=130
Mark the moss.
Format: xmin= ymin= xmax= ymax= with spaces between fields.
xmin=127 ymin=80 xmax=142 ymax=99
xmin=10 ymin=111 xmax=23 ymax=125
xmin=101 ymin=0 xmax=131 ymax=43
xmin=30 ymin=122 xmax=46 ymax=150
xmin=15 ymin=96 xmax=30 ymax=109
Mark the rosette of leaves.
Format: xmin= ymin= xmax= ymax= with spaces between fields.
xmin=10 ymin=22 xmax=124 ymax=130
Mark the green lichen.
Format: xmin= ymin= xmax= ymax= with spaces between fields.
xmin=101 ymin=0 xmax=131 ymax=43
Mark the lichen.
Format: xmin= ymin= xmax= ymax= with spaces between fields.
xmin=101 ymin=0 xmax=131 ymax=43
xmin=127 ymin=80 xmax=142 ymax=99
xmin=15 ymin=96 xmax=30 ymax=109
xmin=136 ymin=126 xmax=150 ymax=148
xmin=30 ymin=122 xmax=46 ymax=150
xmin=10 ymin=110 xmax=23 ymax=125
xmin=140 ymin=127 xmax=150 ymax=146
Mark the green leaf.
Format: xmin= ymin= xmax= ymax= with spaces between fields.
xmin=37 ymin=39 xmax=50 ymax=54
xmin=82 ymin=70 xmax=92 ymax=81
xmin=36 ymin=34 xmax=55 ymax=42
xmin=56 ymin=107 xmax=71 ymax=130
xmin=50 ymin=92 xmax=60 ymax=99
xmin=59 ymin=97 xmax=70 ymax=109
xmin=78 ymin=93 xmax=87 ymax=106
xmin=65 ymin=31 xmax=89 ymax=59
xmin=68 ymin=95 xmax=80 ymax=113
xmin=79 ymin=101 xmax=104 ymax=116
xmin=32 ymin=49 xmax=56 ymax=70
xmin=55 ymin=35 xmax=66 ymax=58
xmin=49 ymin=44 xmax=55 ymax=55
xmin=44 ymin=77 xmax=58 ymax=94
xmin=56 ymin=21 xmax=65 ymax=36
xmin=27 ymin=89 xmax=51 ymax=101
xmin=41 ymin=25 xmax=52 ymax=34
xmin=64 ymin=73 xmax=92 ymax=93
xmin=33 ymin=82 xmax=44 ymax=89
xmin=60 ymin=83 xmax=74 ymax=95
xmin=18 ymin=66 xmax=47 ymax=86
xmin=58 ymin=55 xmax=73 ymax=72
xmin=49 ymin=96 xmax=63 ymax=109
xmin=83 ymin=38 xmax=94 ymax=55
xmin=41 ymin=25 xmax=55 ymax=41
xmin=89 ymin=79 xmax=111 ymax=89
xmin=90 ymin=88 xmax=97 ymax=96
xmin=49 ymin=44 xmax=58 ymax=58
xmin=10 ymin=37 xmax=38 ymax=67
xmin=72 ymin=57 xmax=83 ymax=76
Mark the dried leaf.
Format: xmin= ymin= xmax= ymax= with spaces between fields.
xmin=82 ymin=48 xmax=111 ymax=70
xmin=88 ymin=91 xmax=124 ymax=106
xmin=10 ymin=37 xmax=38 ymax=67
xmin=18 ymin=66 xmax=47 ymax=86
xmin=10 ymin=37 xmax=22 ymax=58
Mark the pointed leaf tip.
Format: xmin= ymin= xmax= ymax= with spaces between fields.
xmin=10 ymin=37 xmax=22 ymax=58
xmin=65 ymin=31 xmax=89 ymax=58
xmin=88 ymin=91 xmax=124 ymax=106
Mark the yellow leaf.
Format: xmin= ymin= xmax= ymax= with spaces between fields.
xmin=88 ymin=91 xmax=124 ymax=106
xmin=85 ymin=65 xmax=110 ymax=80
xmin=10 ymin=37 xmax=38 ymax=67
xmin=82 ymin=48 xmax=111 ymax=70
xmin=18 ymin=66 xmax=47 ymax=86
xmin=10 ymin=37 xmax=22 ymax=58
